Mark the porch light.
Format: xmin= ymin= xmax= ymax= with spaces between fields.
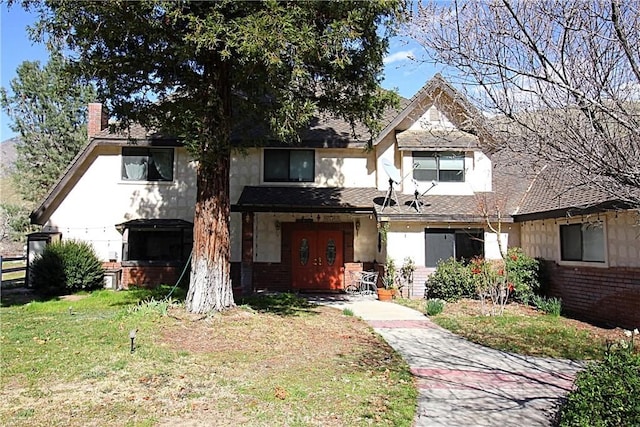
xmin=355 ymin=220 xmax=361 ymax=235
xmin=275 ymin=220 xmax=281 ymax=231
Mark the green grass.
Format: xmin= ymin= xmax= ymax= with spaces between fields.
xmin=1 ymin=289 xmax=175 ymax=386
xmin=432 ymin=314 xmax=605 ymax=360
xmin=1 ymin=289 xmax=416 ymax=426
xmin=1 ymin=259 xmax=26 ymax=284
xmin=394 ymin=297 xmax=617 ymax=360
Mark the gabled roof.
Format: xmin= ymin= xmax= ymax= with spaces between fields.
xmin=30 ymin=132 xmax=180 ymax=225
xmin=373 ymin=74 xmax=494 ymax=150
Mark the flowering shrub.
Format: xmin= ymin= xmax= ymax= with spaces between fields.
xmin=504 ymin=247 xmax=540 ymax=304
xmin=470 ymin=257 xmax=511 ymax=315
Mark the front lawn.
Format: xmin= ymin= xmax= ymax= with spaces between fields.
xmin=1 ymin=289 xmax=416 ymax=426
xmin=395 ymin=298 xmax=628 ymax=360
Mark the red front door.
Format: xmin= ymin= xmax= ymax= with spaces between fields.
xmin=291 ymin=229 xmax=343 ymax=291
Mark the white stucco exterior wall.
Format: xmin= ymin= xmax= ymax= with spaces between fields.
xmin=43 ymin=145 xmax=196 ymax=262
xmin=409 ymin=106 xmax=457 ymax=131
xmin=385 ymin=222 xmax=426 ymax=267
xmin=385 ymin=222 xmax=521 ymax=267
xmin=316 ymin=149 xmax=375 ymax=188
xmin=353 ymin=215 xmax=379 ymax=263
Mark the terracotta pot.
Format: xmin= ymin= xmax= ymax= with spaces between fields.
xmin=377 ymin=288 xmax=395 ymax=301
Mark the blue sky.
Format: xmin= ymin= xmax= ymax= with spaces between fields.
xmin=0 ymin=4 xmax=439 ymax=142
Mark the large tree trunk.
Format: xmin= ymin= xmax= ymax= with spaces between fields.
xmin=185 ymin=55 xmax=234 ymax=313
xmin=186 ymin=151 xmax=234 ymax=313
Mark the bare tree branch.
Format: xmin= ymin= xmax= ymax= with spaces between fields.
xmin=410 ymin=0 xmax=640 ymax=208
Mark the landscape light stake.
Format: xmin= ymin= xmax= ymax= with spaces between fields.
xmin=129 ymin=329 xmax=137 ymax=353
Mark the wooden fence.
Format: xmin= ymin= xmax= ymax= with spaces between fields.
xmin=0 ymin=255 xmax=27 ymax=288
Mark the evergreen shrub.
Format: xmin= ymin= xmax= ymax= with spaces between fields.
xmin=30 ymin=240 xmax=105 ymax=295
xmin=425 ymin=257 xmax=475 ymax=302
xmin=558 ymin=341 xmax=640 ymax=426
xmin=504 ymin=247 xmax=540 ymax=304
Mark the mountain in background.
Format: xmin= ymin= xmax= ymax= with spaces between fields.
xmin=1 ymin=137 xmax=19 ymax=179
xmin=1 ymin=137 xmax=22 ymax=205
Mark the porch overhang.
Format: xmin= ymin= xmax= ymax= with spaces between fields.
xmin=512 ymin=200 xmax=632 ymax=222
xmin=232 ymin=186 xmax=380 ymax=214
xmin=232 ymin=186 xmax=514 ymax=223
xmin=115 ymin=218 xmax=193 ymax=233
xmin=371 ymin=192 xmax=514 ymax=223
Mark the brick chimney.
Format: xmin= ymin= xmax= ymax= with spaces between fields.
xmin=87 ymin=103 xmax=108 ymax=138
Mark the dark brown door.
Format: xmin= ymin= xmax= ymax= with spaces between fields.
xmin=291 ymin=229 xmax=343 ymax=291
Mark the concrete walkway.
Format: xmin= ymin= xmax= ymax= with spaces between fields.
xmin=309 ymin=295 xmax=584 ymax=426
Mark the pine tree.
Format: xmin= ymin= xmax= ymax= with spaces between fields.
xmin=1 ymin=51 xmax=97 ymax=204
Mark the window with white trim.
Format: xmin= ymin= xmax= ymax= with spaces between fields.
xmin=264 ymin=149 xmax=314 ymax=182
xmin=560 ymin=222 xmax=605 ymax=263
xmin=413 ymin=151 xmax=465 ymax=182
xmin=122 ymin=147 xmax=174 ymax=181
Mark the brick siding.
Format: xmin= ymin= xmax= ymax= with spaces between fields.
xmin=542 ymin=261 xmax=640 ymax=329
xmin=122 ymin=266 xmax=182 ymax=288
xmin=102 ymin=262 xmax=183 ymax=289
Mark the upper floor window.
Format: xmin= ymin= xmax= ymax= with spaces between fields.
xmin=264 ymin=149 xmax=314 ymax=182
xmin=560 ymin=222 xmax=605 ymax=263
xmin=413 ymin=151 xmax=464 ymax=182
xmin=122 ymin=147 xmax=174 ymax=181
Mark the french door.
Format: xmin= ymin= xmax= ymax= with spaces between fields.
xmin=291 ymin=229 xmax=343 ymax=291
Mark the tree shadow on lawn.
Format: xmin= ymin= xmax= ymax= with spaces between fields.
xmin=0 ymin=286 xmax=54 ymax=307
xmin=237 ymin=292 xmax=321 ymax=316
xmin=0 ymin=285 xmax=187 ymax=308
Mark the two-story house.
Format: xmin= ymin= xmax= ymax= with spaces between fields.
xmin=29 ymin=74 xmax=639 ymax=328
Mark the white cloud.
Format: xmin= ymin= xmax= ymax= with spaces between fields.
xmin=383 ymin=50 xmax=415 ymax=65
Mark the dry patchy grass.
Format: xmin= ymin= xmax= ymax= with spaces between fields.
xmin=1 ymin=291 xmax=415 ymax=426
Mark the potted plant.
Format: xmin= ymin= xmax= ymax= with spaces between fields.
xmin=378 ymin=258 xmax=397 ymax=301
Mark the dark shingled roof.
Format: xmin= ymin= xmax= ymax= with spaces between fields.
xmin=514 ymin=165 xmax=631 ymax=220
xmin=232 ymin=185 xmax=511 ymax=222
xmin=233 ymin=186 xmax=381 ymax=213
xmin=92 ymin=123 xmax=177 ymax=141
